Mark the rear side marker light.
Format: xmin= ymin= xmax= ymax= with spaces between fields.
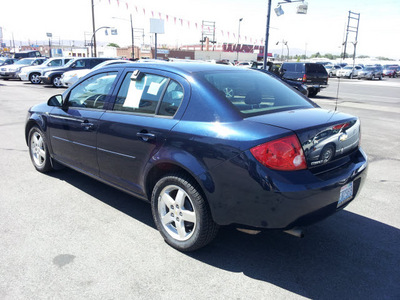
xmin=250 ymin=134 xmax=307 ymax=171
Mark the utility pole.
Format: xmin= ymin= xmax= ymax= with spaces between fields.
xmin=343 ymin=11 xmax=360 ymax=62
xmin=91 ymin=0 xmax=97 ymax=57
xmin=237 ymin=18 xmax=243 ymax=61
xmin=130 ymin=14 xmax=134 ymax=59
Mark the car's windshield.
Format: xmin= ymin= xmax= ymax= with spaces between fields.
xmin=365 ymin=67 xmax=375 ymax=71
xmin=343 ymin=66 xmax=353 ymax=70
xmin=15 ymin=58 xmax=34 ymax=65
xmin=198 ymin=69 xmax=314 ymax=117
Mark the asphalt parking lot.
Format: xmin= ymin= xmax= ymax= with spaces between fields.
xmin=0 ymin=77 xmax=399 ymax=299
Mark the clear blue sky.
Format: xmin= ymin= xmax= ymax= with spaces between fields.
xmin=1 ymin=0 xmax=399 ymax=59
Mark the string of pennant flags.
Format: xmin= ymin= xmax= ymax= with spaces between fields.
xmin=97 ymin=0 xmax=266 ymax=46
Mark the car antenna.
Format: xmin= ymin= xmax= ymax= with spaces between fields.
xmin=335 ymin=76 xmax=340 ymax=111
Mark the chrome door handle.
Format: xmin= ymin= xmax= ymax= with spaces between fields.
xmin=136 ymin=132 xmax=155 ymax=142
xmin=80 ymin=122 xmax=94 ymax=130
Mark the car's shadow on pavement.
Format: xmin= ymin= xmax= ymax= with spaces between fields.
xmin=312 ymin=95 xmax=338 ymax=100
xmin=49 ymin=168 xmax=400 ymax=299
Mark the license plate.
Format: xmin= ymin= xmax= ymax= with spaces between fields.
xmin=337 ymin=181 xmax=353 ymax=208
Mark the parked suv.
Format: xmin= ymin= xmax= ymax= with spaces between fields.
xmin=18 ymin=57 xmax=73 ymax=84
xmin=39 ymin=57 xmax=115 ymax=87
xmin=14 ymin=50 xmax=42 ymax=59
xmin=279 ymin=62 xmax=328 ymax=97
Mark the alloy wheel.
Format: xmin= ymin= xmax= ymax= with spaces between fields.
xmin=30 ymin=131 xmax=46 ymax=168
xmin=30 ymin=74 xmax=41 ymax=84
xmin=53 ymin=76 xmax=62 ymax=87
xmin=157 ymin=184 xmax=197 ymax=241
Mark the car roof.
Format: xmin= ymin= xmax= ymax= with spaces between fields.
xmin=102 ymin=61 xmax=242 ymax=76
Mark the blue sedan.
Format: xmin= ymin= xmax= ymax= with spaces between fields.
xmin=25 ymin=62 xmax=368 ymax=251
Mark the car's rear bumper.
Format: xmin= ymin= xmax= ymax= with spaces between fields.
xmin=304 ymin=83 xmax=328 ymax=89
xmin=206 ymin=147 xmax=367 ymax=230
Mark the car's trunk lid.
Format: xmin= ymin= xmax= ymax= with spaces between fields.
xmin=247 ymin=108 xmax=360 ymax=169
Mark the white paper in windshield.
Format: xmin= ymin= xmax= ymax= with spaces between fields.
xmin=147 ymin=81 xmax=162 ymax=96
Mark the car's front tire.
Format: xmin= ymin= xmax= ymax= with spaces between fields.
xmin=151 ymin=174 xmax=219 ymax=252
xmin=29 ymin=73 xmax=41 ymax=84
xmin=28 ymin=126 xmax=53 ymax=173
xmin=52 ymin=76 xmax=62 ymax=88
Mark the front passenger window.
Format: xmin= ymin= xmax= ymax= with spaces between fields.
xmin=67 ymin=72 xmax=117 ymax=109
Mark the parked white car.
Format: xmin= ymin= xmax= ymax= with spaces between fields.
xmin=60 ymin=59 xmax=132 ymax=87
xmin=336 ymin=65 xmax=363 ymax=79
xmin=0 ymin=58 xmax=46 ymax=80
xmin=18 ymin=57 xmax=73 ymax=84
xmin=236 ymin=61 xmax=252 ymax=68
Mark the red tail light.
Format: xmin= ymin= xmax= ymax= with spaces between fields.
xmin=250 ymin=134 xmax=307 ymax=171
xmin=302 ymin=74 xmax=307 ymax=83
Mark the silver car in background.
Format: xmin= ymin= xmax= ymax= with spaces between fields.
xmin=324 ymin=65 xmax=342 ymax=77
xmin=336 ymin=65 xmax=363 ymax=79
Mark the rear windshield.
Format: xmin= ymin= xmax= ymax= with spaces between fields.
xmin=197 ymin=69 xmax=314 ymax=117
xmin=306 ymin=63 xmax=327 ymax=73
xmin=282 ymin=63 xmax=305 ymax=72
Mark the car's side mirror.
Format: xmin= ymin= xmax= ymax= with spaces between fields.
xmin=47 ymin=94 xmax=63 ymax=107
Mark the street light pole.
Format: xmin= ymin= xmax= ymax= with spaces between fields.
xmin=263 ymin=0 xmax=272 ymax=70
xmin=264 ymin=0 xmax=308 ymax=69
xmin=237 ymin=18 xmax=243 ymax=62
xmin=91 ymin=26 xmax=111 ymax=57
xmin=113 ymin=15 xmax=135 ymax=60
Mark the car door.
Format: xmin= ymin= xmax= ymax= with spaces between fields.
xmin=97 ymin=69 xmax=188 ymax=195
xmin=47 ymin=71 xmax=119 ymax=176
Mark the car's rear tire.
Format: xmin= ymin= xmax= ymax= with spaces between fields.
xmin=151 ymin=174 xmax=219 ymax=252
xmin=308 ymin=88 xmax=319 ymax=98
xmin=52 ymin=76 xmax=62 ymax=88
xmin=28 ymin=126 xmax=53 ymax=173
xmin=29 ymin=73 xmax=41 ymax=84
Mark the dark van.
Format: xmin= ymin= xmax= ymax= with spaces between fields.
xmin=14 ymin=50 xmax=42 ymax=59
xmin=280 ymin=62 xmax=328 ymax=97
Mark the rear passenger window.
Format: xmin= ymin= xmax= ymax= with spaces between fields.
xmin=114 ymin=72 xmax=169 ymax=115
xmin=159 ymin=80 xmax=183 ymax=116
xmin=283 ymin=63 xmax=295 ymax=72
